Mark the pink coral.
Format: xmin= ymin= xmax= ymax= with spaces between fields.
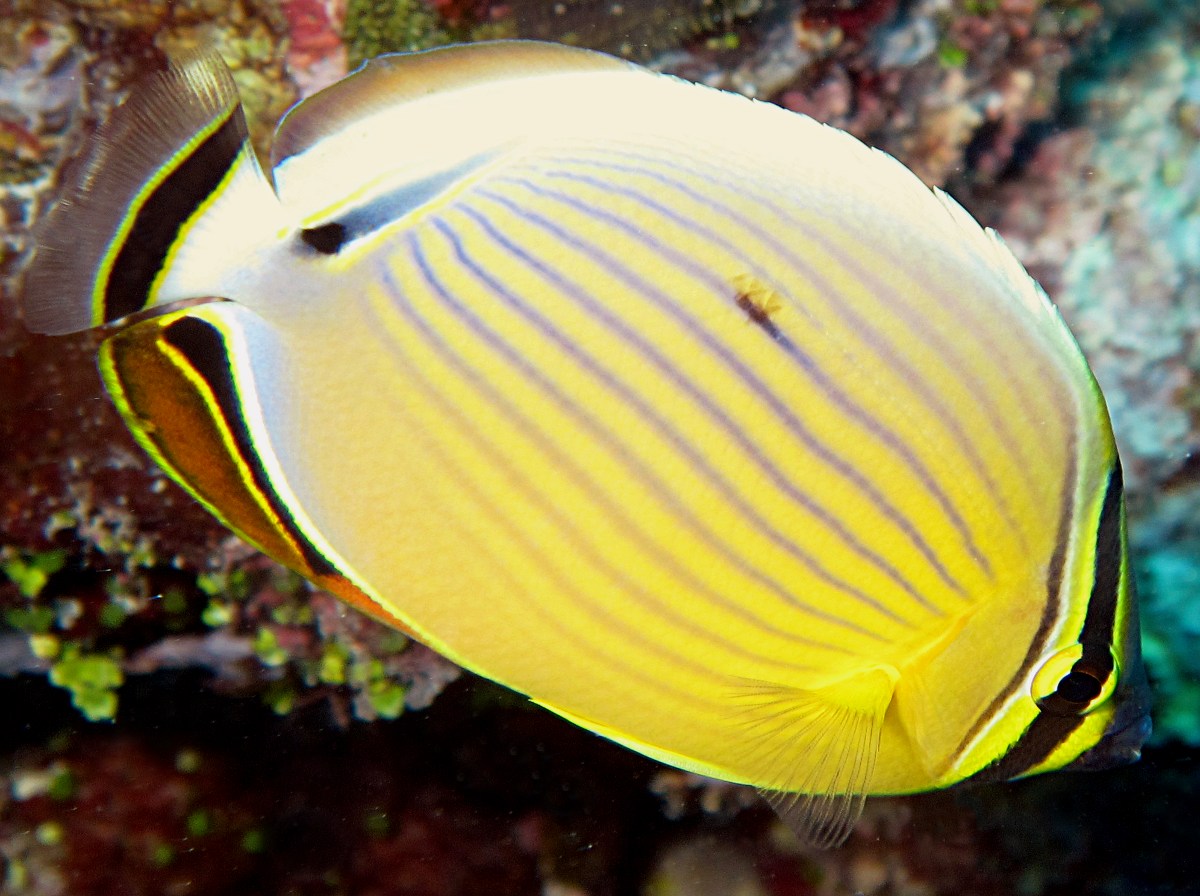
xmin=280 ymin=0 xmax=349 ymax=96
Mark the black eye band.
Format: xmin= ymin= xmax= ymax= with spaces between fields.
xmin=1036 ymin=663 xmax=1108 ymax=717
xmin=1078 ymin=463 xmax=1124 ymax=674
xmin=961 ymin=463 xmax=1125 ymax=784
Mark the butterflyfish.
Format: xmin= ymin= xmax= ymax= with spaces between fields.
xmin=21 ymin=41 xmax=1151 ymax=846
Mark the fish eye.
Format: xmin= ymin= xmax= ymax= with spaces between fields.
xmin=1031 ymin=644 xmax=1118 ymax=717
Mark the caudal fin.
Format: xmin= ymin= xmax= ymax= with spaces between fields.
xmin=21 ymin=50 xmax=274 ymax=335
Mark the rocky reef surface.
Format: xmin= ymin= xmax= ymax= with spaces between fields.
xmin=1 ymin=1 xmax=1198 ymax=894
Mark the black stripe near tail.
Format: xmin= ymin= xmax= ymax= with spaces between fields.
xmin=21 ymin=51 xmax=250 ymax=335
xmin=102 ymin=109 xmax=248 ymax=323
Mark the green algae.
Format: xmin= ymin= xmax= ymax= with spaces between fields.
xmin=253 ymin=627 xmax=289 ymax=667
xmin=349 ymin=656 xmax=407 ymax=719
xmin=150 ymin=841 xmax=176 ymax=867
xmin=317 ymin=641 xmax=350 ymax=685
xmin=47 ymin=767 xmax=76 ymax=802
xmin=2 ymin=548 xmax=67 ymax=599
xmin=263 ymin=679 xmax=297 ymax=715
xmin=502 ymin=0 xmax=771 ymax=60
xmin=49 ymin=645 xmax=124 ymax=722
xmin=4 ymin=604 xmax=55 ymax=636
xmin=343 ymin=0 xmax=452 ymax=69
xmin=240 ymin=828 xmax=266 ymax=853
xmin=186 ymin=808 xmax=214 ymax=837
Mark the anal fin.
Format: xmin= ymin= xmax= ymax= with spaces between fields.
xmin=733 ymin=667 xmax=897 ymax=848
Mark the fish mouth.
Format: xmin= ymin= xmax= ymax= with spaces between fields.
xmin=1070 ymin=711 xmax=1153 ymax=771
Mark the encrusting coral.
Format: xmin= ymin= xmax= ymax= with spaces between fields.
xmin=2 ymin=2 xmax=1198 ymax=894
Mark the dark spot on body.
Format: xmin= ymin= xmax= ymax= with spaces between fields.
xmin=737 ymin=292 xmax=774 ymax=328
xmin=734 ymin=279 xmax=783 ymax=340
xmin=300 ymin=222 xmax=347 ymax=255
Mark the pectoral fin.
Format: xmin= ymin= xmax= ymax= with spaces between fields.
xmin=734 ymin=667 xmax=897 ymax=848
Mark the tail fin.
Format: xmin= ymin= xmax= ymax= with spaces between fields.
xmin=21 ymin=50 xmax=278 ymax=335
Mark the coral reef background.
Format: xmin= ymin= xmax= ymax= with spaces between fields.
xmin=1 ymin=0 xmax=1197 ymax=893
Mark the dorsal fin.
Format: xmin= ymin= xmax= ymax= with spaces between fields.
xmin=928 ymin=186 xmax=1105 ymax=405
xmin=21 ymin=50 xmax=250 ymax=335
xmin=733 ymin=668 xmax=897 ymax=848
xmin=270 ymin=40 xmax=634 ymax=169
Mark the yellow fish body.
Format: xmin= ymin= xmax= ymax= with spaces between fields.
xmin=22 ymin=41 xmax=1150 ymax=845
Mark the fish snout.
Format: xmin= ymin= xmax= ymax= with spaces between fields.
xmin=1072 ymin=711 xmax=1152 ymax=770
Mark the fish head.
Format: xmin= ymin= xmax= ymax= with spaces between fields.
xmin=1014 ymin=474 xmax=1153 ymax=779
xmin=958 ymin=461 xmax=1152 ymax=787
xmin=1063 ymin=578 xmax=1153 ymax=771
